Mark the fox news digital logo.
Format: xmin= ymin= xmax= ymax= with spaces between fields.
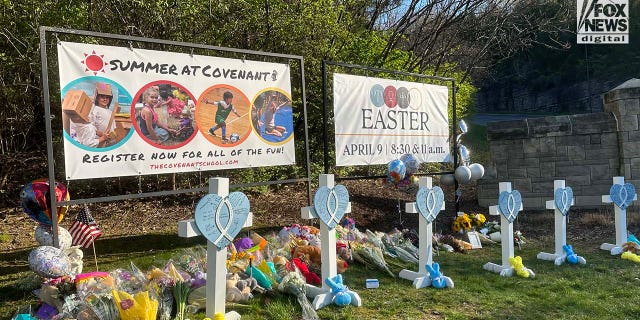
xmin=577 ymin=0 xmax=628 ymax=44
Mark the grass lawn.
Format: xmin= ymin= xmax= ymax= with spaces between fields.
xmin=2 ymin=231 xmax=640 ymax=320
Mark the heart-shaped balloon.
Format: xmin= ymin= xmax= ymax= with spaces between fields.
xmin=610 ymin=183 xmax=636 ymax=210
xmin=314 ymin=185 xmax=349 ymax=229
xmin=554 ymin=187 xmax=573 ymax=216
xmin=195 ymin=192 xmax=250 ymax=250
xmin=416 ymin=186 xmax=444 ymax=223
xmin=498 ymin=190 xmax=522 ymax=223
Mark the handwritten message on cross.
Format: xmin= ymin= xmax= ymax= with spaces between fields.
xmin=178 ymin=178 xmax=253 ymax=320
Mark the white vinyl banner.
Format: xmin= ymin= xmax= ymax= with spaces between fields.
xmin=58 ymin=41 xmax=295 ymax=180
xmin=333 ymin=73 xmax=450 ymax=166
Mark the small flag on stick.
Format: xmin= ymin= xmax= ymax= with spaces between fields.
xmin=69 ymin=205 xmax=102 ymax=248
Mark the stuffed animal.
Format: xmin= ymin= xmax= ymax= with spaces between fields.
xmin=292 ymin=245 xmax=322 ymax=265
xmin=562 ymin=244 xmax=586 ymax=265
xmin=292 ymin=244 xmax=350 ymax=274
xmin=325 ymin=274 xmax=351 ymax=307
xmin=509 ymin=256 xmax=530 ymax=278
xmin=337 ymin=242 xmax=352 ymax=261
xmin=425 ymin=262 xmax=453 ymax=289
xmin=291 ymin=258 xmax=321 ymax=285
xmin=226 ymin=273 xmax=252 ymax=303
xmin=622 ymin=241 xmax=640 ymax=254
xmin=622 ymin=251 xmax=640 ymax=263
xmin=64 ymin=246 xmax=83 ymax=277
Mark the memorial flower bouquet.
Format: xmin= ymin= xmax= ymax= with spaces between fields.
xmin=452 ymin=212 xmax=486 ymax=233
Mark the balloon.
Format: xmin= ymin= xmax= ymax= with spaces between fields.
xmin=454 ymin=166 xmax=472 ymax=184
xmin=35 ymin=225 xmax=72 ymax=249
xmin=458 ymin=145 xmax=470 ymax=164
xmin=20 ymin=179 xmax=70 ymax=225
xmin=440 ymin=174 xmax=455 ymax=186
xmin=400 ymin=154 xmax=420 ymax=175
xmin=469 ymin=163 xmax=485 ymax=181
xmin=28 ymin=246 xmax=72 ymax=278
xmin=386 ymin=159 xmax=406 ymax=186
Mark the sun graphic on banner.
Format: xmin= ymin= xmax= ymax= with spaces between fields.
xmin=81 ymin=50 xmax=108 ymax=75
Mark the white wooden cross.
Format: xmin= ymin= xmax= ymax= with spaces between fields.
xmin=178 ymin=178 xmax=253 ymax=320
xmin=301 ymin=174 xmax=362 ymax=310
xmin=483 ymin=182 xmax=534 ymax=277
xmin=537 ymin=180 xmax=585 ymax=265
xmin=398 ymin=177 xmax=452 ymax=288
xmin=601 ymin=176 xmax=637 ymax=255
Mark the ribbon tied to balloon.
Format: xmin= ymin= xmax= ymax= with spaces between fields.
xmin=314 ymin=185 xmax=350 ymax=229
xmin=498 ymin=190 xmax=522 ymax=223
xmin=416 ymin=186 xmax=444 ymax=223
xmin=554 ymin=187 xmax=573 ymax=216
xmin=194 ymin=192 xmax=250 ymax=250
xmin=609 ymin=183 xmax=637 ymax=210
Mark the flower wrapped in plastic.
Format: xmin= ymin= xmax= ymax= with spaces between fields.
xmin=146 ymin=267 xmax=175 ymax=320
xmin=110 ymin=262 xmax=146 ymax=294
xmin=111 ymin=290 xmax=158 ymax=320
xmin=172 ymin=247 xmax=207 ymax=275
xmin=276 ymin=264 xmax=320 ymax=320
xmin=351 ymin=242 xmax=394 ymax=277
xmin=75 ymin=272 xmax=115 ymax=300
xmin=80 ymin=293 xmax=120 ymax=320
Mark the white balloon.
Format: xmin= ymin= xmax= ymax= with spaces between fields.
xmin=454 ymin=166 xmax=472 ymax=184
xmin=469 ymin=163 xmax=485 ymax=181
xmin=440 ymin=174 xmax=456 ymax=186
xmin=35 ymin=225 xmax=72 ymax=250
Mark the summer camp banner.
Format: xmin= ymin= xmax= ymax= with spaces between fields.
xmin=333 ymin=73 xmax=450 ymax=166
xmin=58 ymin=41 xmax=295 ymax=180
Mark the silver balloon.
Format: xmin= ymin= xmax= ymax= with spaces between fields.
xmin=28 ymin=246 xmax=72 ymax=278
xmin=458 ymin=145 xmax=470 ymax=164
xmin=35 ymin=225 xmax=72 ymax=250
xmin=440 ymin=174 xmax=456 ymax=186
xmin=469 ymin=163 xmax=485 ymax=181
xmin=454 ymin=166 xmax=472 ymax=184
xmin=459 ymin=120 xmax=468 ymax=134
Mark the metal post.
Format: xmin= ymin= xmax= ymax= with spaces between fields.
xmin=322 ymin=60 xmax=329 ymax=174
xmin=39 ymin=27 xmax=60 ymax=248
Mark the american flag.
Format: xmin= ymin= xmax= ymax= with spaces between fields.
xmin=69 ymin=205 xmax=102 ymax=248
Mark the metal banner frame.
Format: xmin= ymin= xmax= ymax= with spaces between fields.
xmin=321 ymin=60 xmax=459 ymax=181
xmin=39 ymin=26 xmax=312 ymax=246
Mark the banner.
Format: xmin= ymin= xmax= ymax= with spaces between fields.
xmin=333 ymin=73 xmax=450 ymax=166
xmin=58 ymin=41 xmax=295 ymax=180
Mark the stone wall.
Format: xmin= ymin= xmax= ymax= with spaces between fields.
xmin=478 ymin=79 xmax=640 ymax=209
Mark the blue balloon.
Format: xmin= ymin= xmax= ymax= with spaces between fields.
xmin=386 ymin=159 xmax=406 ymax=186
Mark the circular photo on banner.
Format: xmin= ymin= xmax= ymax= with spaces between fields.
xmin=131 ymin=81 xmax=196 ymax=149
xmin=196 ymin=85 xmax=251 ymax=147
xmin=251 ymin=89 xmax=294 ymax=145
xmin=61 ymin=77 xmax=133 ymax=151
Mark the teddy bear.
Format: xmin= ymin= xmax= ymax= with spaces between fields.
xmin=292 ymin=245 xmax=349 ymax=274
xmin=226 ymin=273 xmax=253 ymax=303
xmin=64 ymin=246 xmax=84 ymax=276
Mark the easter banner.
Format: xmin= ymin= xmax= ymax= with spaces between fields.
xmin=333 ymin=73 xmax=450 ymax=166
xmin=57 ymin=41 xmax=295 ymax=180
